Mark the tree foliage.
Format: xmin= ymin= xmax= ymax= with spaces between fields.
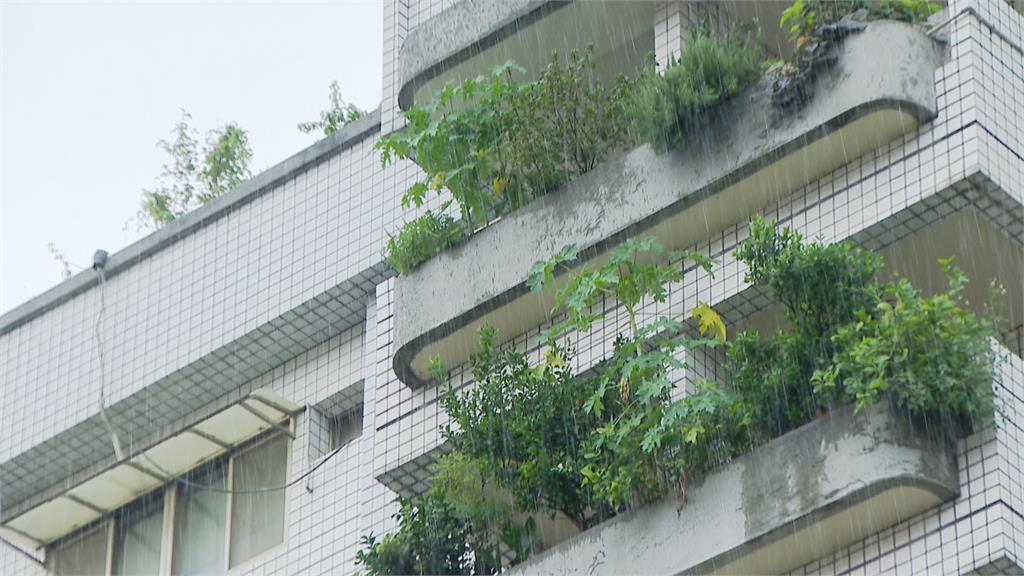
xmin=298 ymin=80 xmax=366 ymax=137
xmin=529 ymin=236 xmax=744 ymax=510
xmin=730 ymin=215 xmax=883 ymax=439
xmin=628 ymin=21 xmax=764 ymax=151
xmin=139 ymin=111 xmax=252 ymax=229
xmin=377 ymin=47 xmax=634 ymax=271
xmin=443 ymin=327 xmax=607 ymax=530
xmin=815 ymin=260 xmax=998 ymax=427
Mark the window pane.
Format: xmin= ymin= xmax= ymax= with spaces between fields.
xmin=114 ymin=498 xmax=163 ymax=575
xmin=229 ymin=434 xmax=287 ymax=567
xmin=53 ymin=524 xmax=107 ymax=575
xmin=173 ymin=463 xmax=228 ymax=575
xmin=330 ymin=409 xmax=363 ymax=451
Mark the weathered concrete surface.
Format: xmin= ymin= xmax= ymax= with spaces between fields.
xmin=397 ymin=0 xmax=561 ymax=110
xmin=508 ymin=402 xmax=960 ymax=576
xmin=393 ymin=21 xmax=944 ymax=387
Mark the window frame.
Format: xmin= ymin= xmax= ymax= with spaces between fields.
xmin=47 ymin=424 xmax=292 ymax=576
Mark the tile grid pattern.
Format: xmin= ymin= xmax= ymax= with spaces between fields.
xmin=1 ymin=0 xmax=1022 ymax=574
xmin=654 ymin=0 xmax=736 ymax=69
xmin=374 ymin=0 xmax=1019 ymax=472
xmin=372 ymin=0 xmax=1024 ymax=573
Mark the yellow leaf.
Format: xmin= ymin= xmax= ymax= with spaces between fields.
xmin=492 ymin=176 xmax=508 ymax=197
xmin=619 ymin=376 xmax=630 ymax=401
xmin=429 ymin=172 xmax=446 ymax=190
xmin=545 ymin=350 xmax=565 ymax=369
xmin=691 ymin=302 xmax=727 ymax=341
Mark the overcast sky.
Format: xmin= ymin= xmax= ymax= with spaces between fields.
xmin=0 ymin=1 xmax=384 ymax=314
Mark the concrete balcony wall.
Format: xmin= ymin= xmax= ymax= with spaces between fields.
xmin=374 ymin=2 xmax=1023 ymax=528
xmin=392 ymin=21 xmax=945 ymax=388
xmin=507 ymin=401 xmax=961 ymax=576
xmin=508 ymin=345 xmax=1024 ymax=576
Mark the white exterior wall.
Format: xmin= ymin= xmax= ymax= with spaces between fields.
xmin=1 ymin=0 xmax=1022 ymax=574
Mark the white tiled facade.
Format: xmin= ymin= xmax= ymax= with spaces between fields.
xmin=1 ymin=0 xmax=1022 ymax=574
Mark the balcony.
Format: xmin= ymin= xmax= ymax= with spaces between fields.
xmin=506 ymin=401 xmax=960 ymax=575
xmin=397 ymin=1 xmax=797 ymax=112
xmin=392 ymin=21 xmax=944 ymax=388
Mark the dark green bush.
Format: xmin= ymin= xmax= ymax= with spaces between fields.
xmin=730 ymin=216 xmax=997 ymax=441
xmin=629 ymin=21 xmax=764 ymax=151
xmin=815 ymin=262 xmax=998 ymax=427
xmin=442 ymin=325 xmax=607 ymax=530
xmin=355 ymin=453 xmax=533 ymax=575
xmin=730 ymin=215 xmax=883 ymax=439
xmin=355 ymin=492 xmax=482 ymax=576
xmin=382 ymin=210 xmax=464 ymax=274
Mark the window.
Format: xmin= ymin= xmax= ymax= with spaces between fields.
xmin=114 ymin=496 xmax=164 ymax=575
xmin=229 ymin=434 xmax=287 ymax=567
xmin=173 ymin=462 xmax=228 ymax=575
xmin=52 ymin=524 xmax=108 ymax=576
xmin=330 ymin=409 xmax=363 ymax=451
xmin=306 ymin=384 xmax=364 ymax=464
xmin=49 ymin=431 xmax=290 ymax=575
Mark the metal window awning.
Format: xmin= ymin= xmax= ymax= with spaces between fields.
xmin=0 ymin=389 xmax=301 ymax=549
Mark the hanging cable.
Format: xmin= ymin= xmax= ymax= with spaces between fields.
xmin=90 ymin=248 xmax=347 ymax=495
xmin=93 ymin=252 xmax=125 ymax=461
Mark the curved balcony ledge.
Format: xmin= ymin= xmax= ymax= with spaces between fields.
xmin=398 ymin=0 xmax=554 ymax=110
xmin=394 ymin=21 xmax=943 ymax=388
xmin=508 ymin=401 xmax=960 ymax=576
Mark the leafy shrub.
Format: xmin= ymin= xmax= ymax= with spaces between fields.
xmin=628 ymin=21 xmax=764 ymax=151
xmin=529 ymin=237 xmax=743 ymax=511
xmin=506 ymin=46 xmax=636 ymax=181
xmin=871 ymin=0 xmax=942 ymax=22
xmin=781 ymin=0 xmax=939 ymax=46
xmin=730 ymin=217 xmax=997 ymax=441
xmin=442 ymin=326 xmax=607 ymax=530
xmin=298 ymin=80 xmax=366 ymax=137
xmin=355 ymin=492 xmax=481 ymax=576
xmin=815 ymin=261 xmax=998 ymax=427
xmin=730 ymin=215 xmax=883 ymax=439
xmin=382 ymin=210 xmax=465 ymax=273
xmin=140 ymin=112 xmax=252 ymax=229
xmin=774 ymin=0 xmax=940 ymax=107
xmin=378 ymin=47 xmax=633 ymax=272
xmin=356 ymin=453 xmax=529 ymax=575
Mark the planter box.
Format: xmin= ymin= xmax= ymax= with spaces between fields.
xmin=509 ymin=402 xmax=960 ymax=575
xmin=394 ymin=21 xmax=944 ymax=388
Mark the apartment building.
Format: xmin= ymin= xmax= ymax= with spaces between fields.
xmin=1 ymin=0 xmax=1022 ymax=574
